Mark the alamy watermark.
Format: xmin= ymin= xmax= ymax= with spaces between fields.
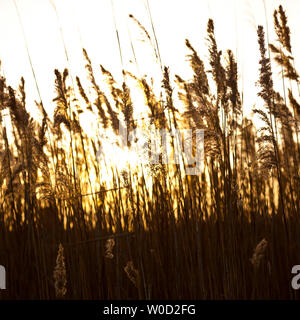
xmin=96 ymin=120 xmax=204 ymax=175
xmin=291 ymin=265 xmax=300 ymax=290
xmin=0 ymin=265 xmax=5 ymax=289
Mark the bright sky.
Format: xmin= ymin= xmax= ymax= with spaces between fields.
xmin=0 ymin=0 xmax=300 ymax=120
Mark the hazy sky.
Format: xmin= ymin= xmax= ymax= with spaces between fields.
xmin=0 ymin=0 xmax=299 ymax=120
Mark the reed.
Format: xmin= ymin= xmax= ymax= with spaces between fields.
xmin=0 ymin=5 xmax=299 ymax=300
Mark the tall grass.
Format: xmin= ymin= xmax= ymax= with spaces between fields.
xmin=0 ymin=5 xmax=299 ymax=299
